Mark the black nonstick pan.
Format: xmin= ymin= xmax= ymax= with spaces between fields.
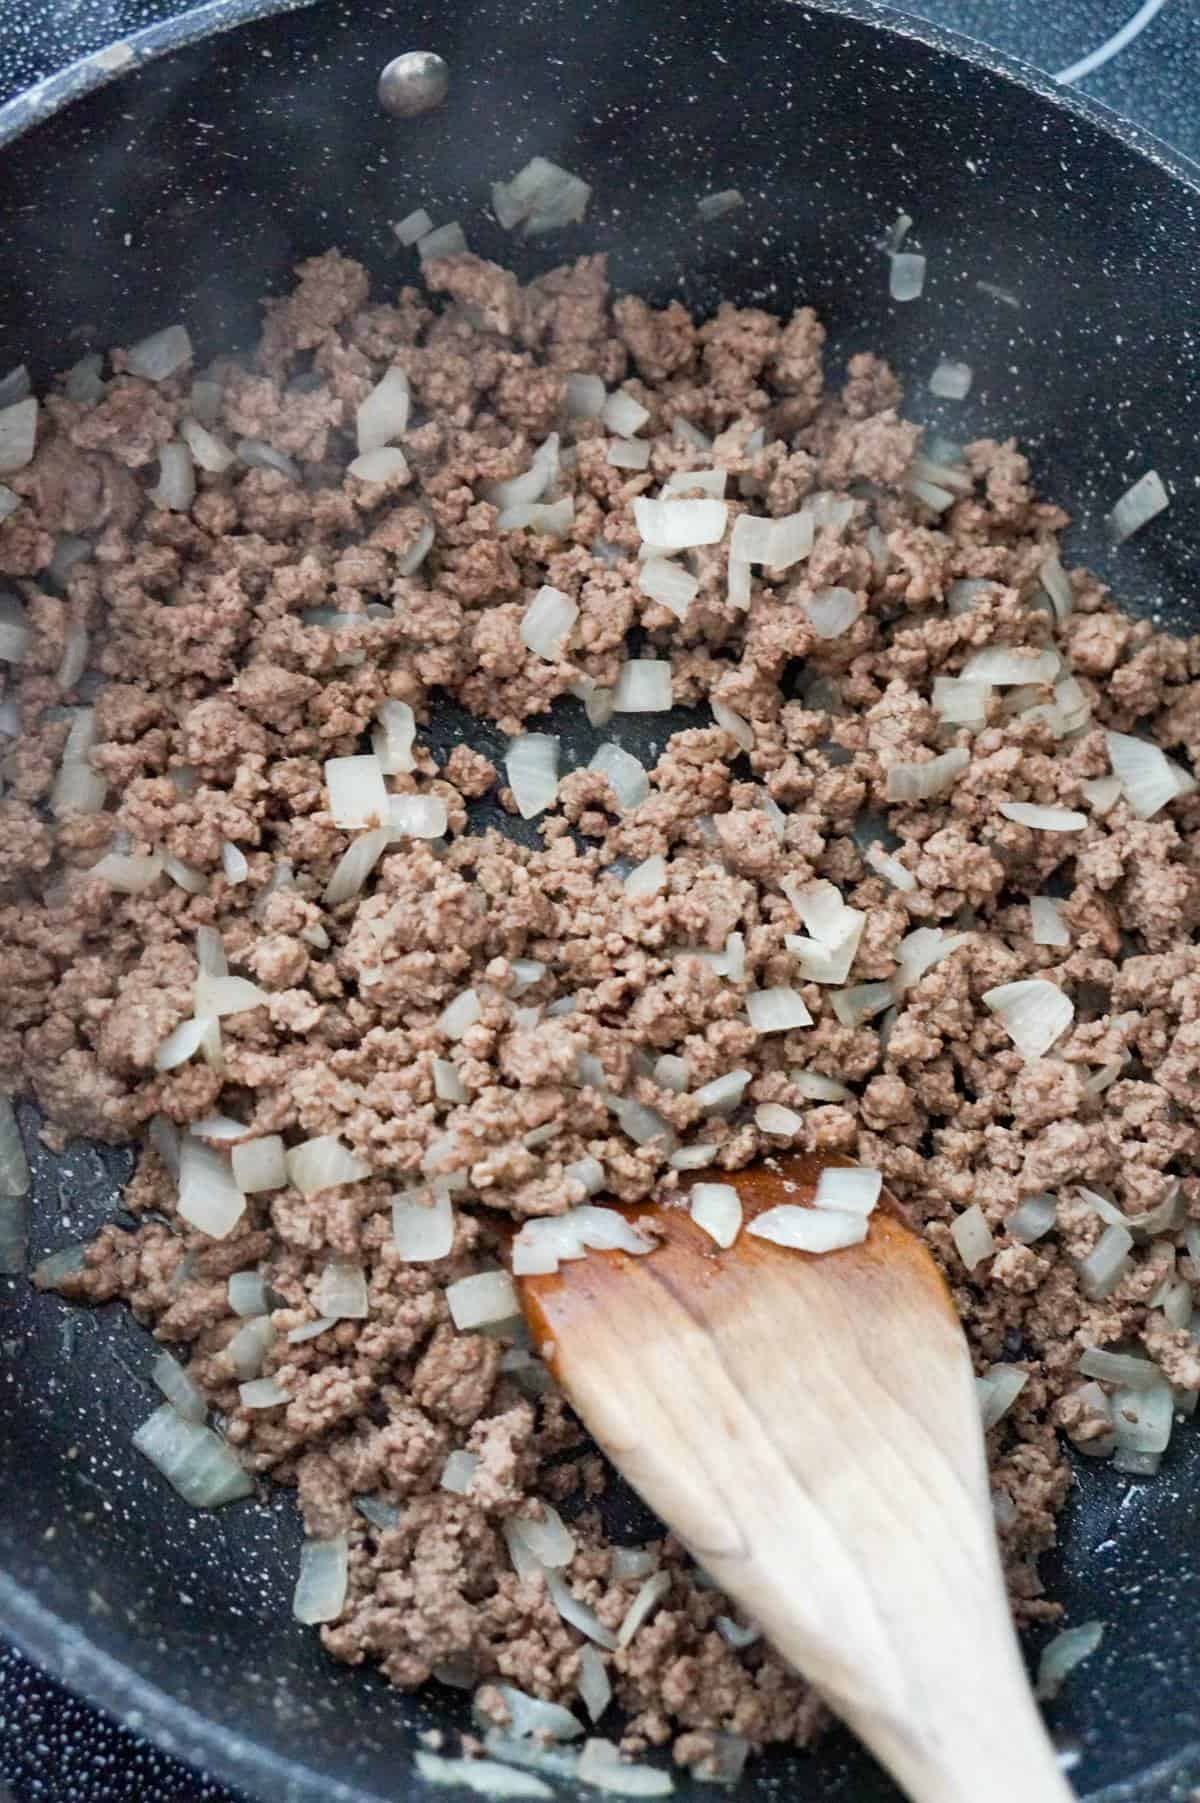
xmin=1 ymin=1 xmax=1199 ymax=1799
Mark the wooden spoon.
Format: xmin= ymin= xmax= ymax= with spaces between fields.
xmin=514 ymin=1153 xmax=1073 ymax=1803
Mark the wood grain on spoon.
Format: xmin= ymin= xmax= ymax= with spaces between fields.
xmin=516 ymin=1154 xmax=1073 ymax=1803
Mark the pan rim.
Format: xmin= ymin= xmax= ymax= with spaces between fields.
xmin=0 ymin=1 xmax=1198 ymax=1799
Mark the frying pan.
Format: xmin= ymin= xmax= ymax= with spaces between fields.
xmin=1 ymin=1 xmax=1199 ymax=1798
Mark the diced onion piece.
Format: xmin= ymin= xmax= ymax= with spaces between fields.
xmin=691 ymin=1069 xmax=751 ymax=1114
xmin=228 ymin=1270 xmax=271 ymax=1317
xmin=589 ymin=744 xmax=649 ymax=811
xmin=689 ymin=1183 xmax=742 ymax=1249
xmin=662 ymin=468 xmax=726 ymax=500
xmin=1077 ymin=1347 xmax=1161 ymax=1389
xmin=610 ymin=1098 xmax=673 ymax=1147
xmin=512 ymin=1206 xmax=656 ymax=1276
xmin=625 ymin=854 xmax=666 ymax=899
xmin=1030 ymin=896 xmax=1069 ymax=946
xmin=576 ymin=1741 xmax=673 ymax=1798
xmin=0 ymin=398 xmax=37 ymax=476
xmin=356 ymin=366 xmax=411 ymax=454
xmin=229 ymin=1135 xmax=286 ymax=1194
xmin=498 ymin=495 xmax=574 ymax=536
xmin=373 ymin=699 xmax=417 ymax=776
xmin=929 ymin=359 xmax=972 ymax=400
xmin=485 ymin=435 xmax=559 ymax=509
xmin=506 ymin=733 xmax=560 ymax=819
xmin=446 ymin=1269 xmax=520 ymax=1330
xmin=766 ymin=512 xmax=815 ymax=570
xmin=578 ymin=1644 xmax=613 ymax=1724
xmin=727 ymin=557 xmax=751 ymax=610
xmin=651 ymin=1055 xmax=688 ymax=1094
xmin=151 ymin=1350 xmax=207 ymax=1424
xmin=152 ymin=1016 xmax=206 ymax=1072
xmin=163 ymin=853 xmax=208 ymax=895
xmin=220 ymin=841 xmax=248 ymax=884
xmin=1008 ymin=1195 xmax=1057 ymax=1243
xmin=237 ymin=438 xmax=300 ymax=480
xmin=190 ymin=1112 xmax=246 ymax=1140
xmin=440 ymin=1450 xmax=479 ymax=1496
xmin=710 ymin=698 xmax=753 ymax=751
xmin=633 ymin=497 xmax=727 ymax=550
xmin=885 ymin=746 xmax=968 ymax=802
xmin=397 ymin=520 xmax=435 ymax=573
xmin=889 ymin=253 xmax=926 ymax=301
xmin=1105 ymin=470 xmax=1168 ymax=545
xmin=1077 ymin=1224 xmax=1133 ymax=1300
xmin=393 ymin=206 xmax=434 ymax=246
xmin=617 ymin=1570 xmax=671 ymax=1649
xmin=565 ymin=373 xmax=606 ymax=419
xmin=814 ymin=1167 xmax=881 ymax=1215
xmin=392 ymin=1189 xmax=455 ymax=1261
xmin=0 ymin=365 xmax=29 ymax=408
xmin=951 ymin=1204 xmax=994 ymax=1271
xmin=893 ymin=927 xmax=970 ymax=991
xmin=126 ymin=324 xmax=192 ymax=381
xmin=1106 ymin=728 xmax=1195 ymax=818
xmin=348 ymin=446 xmax=410 ymax=483
xmin=998 ymin=801 xmax=1086 ymax=832
xmin=389 ymin=795 xmax=447 ymax=841
xmin=228 ymin=1315 xmax=275 ymax=1380
xmin=473 ymin=1682 xmax=582 ymax=1747
xmin=54 ymin=620 xmax=89 ymax=691
xmin=286 ymin=1135 xmax=370 ymax=1198
xmin=982 ymin=979 xmax=1074 ymax=1060
xmin=418 ymin=1753 xmax=552 ymax=1799
xmin=933 ymin=676 xmax=991 ymax=725
xmin=746 ymin=987 xmax=812 ymax=1035
xmin=493 ymin=157 xmax=591 ymax=235
xmin=0 ymin=486 xmax=18 ymax=522
xmin=749 ymin=1206 xmax=867 ymax=1253
xmin=1111 ymin=1380 xmax=1174 ymax=1453
xmin=325 ymin=753 xmax=388 ymax=829
xmin=639 ymin=558 xmax=698 ymax=620
xmin=546 ymin=1575 xmax=618 ymax=1650
xmin=804 ymin=587 xmax=860 ymax=639
xmin=438 ymin=988 xmax=482 ymax=1042
xmin=784 ymin=932 xmax=859 ymax=986
xmin=602 ymin=390 xmax=650 ymax=437
xmin=521 ymin=585 xmax=578 ymax=660
xmin=324 ymin=825 xmax=390 ymax=905
xmin=149 ymin=440 xmax=196 ymax=511
xmin=0 ymin=1096 xmax=29 ymax=1205
xmin=613 ymin=660 xmax=672 ymax=713
xmin=178 ymin=1136 xmax=245 ymax=1240
xmin=433 ymin=1057 xmax=468 ymax=1103
xmin=510 ymin=1505 xmax=576 ymax=1572
xmin=791 ymin=1070 xmax=853 ymax=1102
xmin=1040 ymin=553 xmax=1073 ymax=620
xmin=511 ymin=960 xmax=545 ymax=995
xmin=194 ymin=973 xmax=268 ymax=1018
xmin=1083 ymin=774 xmax=1123 ymax=815
xmin=697 ymin=189 xmax=744 ymax=221
xmin=315 ymin=1260 xmax=368 ymax=1320
xmin=132 ymin=1403 xmax=253 ymax=1507
xmin=293 ymin=1534 xmax=349 ymax=1624
xmin=831 ymin=982 xmax=895 ymax=1027
xmin=754 ymin=1103 xmax=803 ymax=1137
xmin=978 ymin=1363 xmax=1027 ymax=1430
xmin=960 ymin=646 xmax=1059 ymax=685
xmin=1036 ymin=1622 xmax=1104 ymax=1702
xmin=863 ymin=844 xmax=916 ymax=893
xmin=566 ymin=1156 xmax=605 ymax=1196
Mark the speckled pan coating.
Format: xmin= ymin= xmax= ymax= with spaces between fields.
xmin=0 ymin=4 xmax=1199 ymax=1803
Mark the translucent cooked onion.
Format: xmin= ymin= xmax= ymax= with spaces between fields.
xmin=804 ymin=587 xmax=860 ymax=639
xmin=446 ymin=1269 xmax=520 ymax=1330
xmin=929 ymin=359 xmax=972 ymax=400
xmin=0 ymin=1095 xmax=29 ymax=1199
xmin=831 ymin=981 xmax=895 ymax=1027
xmin=746 ymin=988 xmax=812 ymax=1034
xmin=617 ymin=1570 xmax=671 ymax=1649
xmin=151 ymin=1349 xmax=208 ymax=1424
xmin=194 ymin=973 xmax=268 ymax=1018
xmin=417 ymin=1753 xmax=552 ymax=1799
xmin=977 ymin=1363 xmax=1027 ymax=1430
xmin=1111 ymin=1380 xmax=1174 ymax=1454
xmin=293 ymin=1534 xmax=349 ymax=1624
xmin=785 ymin=932 xmax=859 ymax=986
xmin=229 ymin=1135 xmax=286 ymax=1194
xmin=1036 ymin=1622 xmax=1104 ymax=1702
xmin=438 ymin=988 xmax=481 ymax=1041
xmin=315 ymin=1259 xmax=369 ymax=1320
xmin=1077 ymin=1347 xmax=1161 ymax=1389
xmin=371 ymin=699 xmax=417 ymax=776
xmin=885 ymin=746 xmax=968 ymax=802
xmin=1077 ymin=1224 xmax=1133 ymax=1300
xmin=710 ymin=698 xmax=753 ymax=750
xmin=998 ymin=801 xmax=1087 ymax=831
xmin=397 ymin=520 xmax=435 ymax=573
xmin=178 ymin=1135 xmax=245 ymax=1239
xmin=662 ymin=468 xmax=726 ymax=499
xmin=126 ymin=323 xmax=192 ymax=381
xmin=1030 ymin=895 xmax=1069 ymax=947
xmin=440 ymin=1449 xmax=479 ymax=1496
xmin=418 ymin=221 xmax=469 ymax=258
xmin=228 ymin=1315 xmax=275 ymax=1381
xmin=889 ymin=252 xmax=926 ymax=302
xmin=1082 ymin=774 xmax=1123 ymax=815
xmin=546 ymin=1574 xmax=618 ymax=1650
xmin=690 ymin=1069 xmax=751 ymax=1113
xmin=689 ymin=1182 xmax=742 ymax=1248
xmin=749 ymin=1206 xmax=867 ymax=1253
xmin=1105 ymin=469 xmax=1168 ymax=544
xmin=485 ymin=435 xmax=559 ymax=510
xmin=933 ymin=676 xmax=991 ymax=725
xmin=864 ymin=844 xmax=916 ymax=892
xmin=389 ymin=795 xmax=448 ymax=841
xmin=324 ymin=825 xmax=390 ymax=905
xmin=893 ymin=926 xmax=970 ymax=991
xmin=393 ymin=207 xmax=433 ymax=245
xmin=960 ymin=646 xmax=1059 ymax=685
xmin=727 ymin=557 xmax=751 ymax=610
xmin=432 ymin=1056 xmax=468 ymax=1103
xmin=511 ymin=1206 xmax=655 ymax=1275
xmin=506 ymin=733 xmax=560 ymax=819
xmin=1008 ymin=1194 xmax=1057 ymax=1243
xmin=814 ymin=1166 xmax=881 ymax=1214
xmin=521 ymin=585 xmax=578 ymax=660
xmin=613 ymin=660 xmax=672 ymax=713
xmin=625 ymin=854 xmax=666 ymax=899
xmin=150 ymin=440 xmax=196 ymax=512
xmin=0 ymin=397 xmax=37 ymax=476
xmin=951 ymin=1204 xmax=994 ymax=1270
xmin=754 ymin=1102 xmax=803 ymax=1137
xmin=1106 ymin=728 xmax=1195 ymax=817
xmin=228 ymin=1270 xmax=271 ymax=1317
xmin=132 ymin=1403 xmax=253 ymax=1507
xmin=602 ymin=390 xmax=650 ymax=437
xmin=633 ymin=497 xmax=727 ymax=550
xmin=493 ymin=157 xmax=591 ymax=236
xmin=286 ymin=1135 xmax=370 ymax=1198
xmin=237 ymin=438 xmax=300 ymax=480
xmin=982 ymin=979 xmax=1074 ymax=1060
xmin=347 ymin=446 xmax=410 ymax=484
xmin=589 ymin=744 xmax=649 ymax=811
xmin=669 ymin=1144 xmax=717 ymax=1170
xmin=639 ymin=558 xmax=698 ymax=620
xmin=220 ymin=840 xmax=248 ymax=884
xmin=565 ymin=372 xmax=606 ymax=419
xmin=324 ymin=753 xmax=389 ymax=830
xmin=356 ymin=366 xmax=411 ymax=455
xmin=610 ymin=1097 xmax=673 ymax=1147
xmin=498 ymin=496 xmax=573 ymax=536
xmin=475 ymin=1681 xmax=583 ymax=1745
xmin=791 ymin=1070 xmax=853 ymax=1102
xmin=388 ymin=1196 xmax=451 ymax=1277
xmin=577 ymin=1644 xmax=612 ymax=1723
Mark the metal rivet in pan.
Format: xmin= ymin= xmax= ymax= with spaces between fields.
xmin=378 ymin=52 xmax=449 ymax=118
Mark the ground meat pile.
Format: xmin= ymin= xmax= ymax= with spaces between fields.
xmin=4 ymin=243 xmax=1200 ymax=1780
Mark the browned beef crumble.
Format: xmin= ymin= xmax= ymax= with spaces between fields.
xmin=5 ymin=245 xmax=1199 ymax=1769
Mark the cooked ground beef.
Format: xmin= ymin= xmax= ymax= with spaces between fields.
xmin=5 ymin=244 xmax=1199 ymax=1772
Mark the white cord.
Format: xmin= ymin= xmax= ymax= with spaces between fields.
xmin=1054 ymin=0 xmax=1171 ymax=85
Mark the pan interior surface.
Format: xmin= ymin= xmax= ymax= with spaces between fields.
xmin=1 ymin=1 xmax=1199 ymax=1799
